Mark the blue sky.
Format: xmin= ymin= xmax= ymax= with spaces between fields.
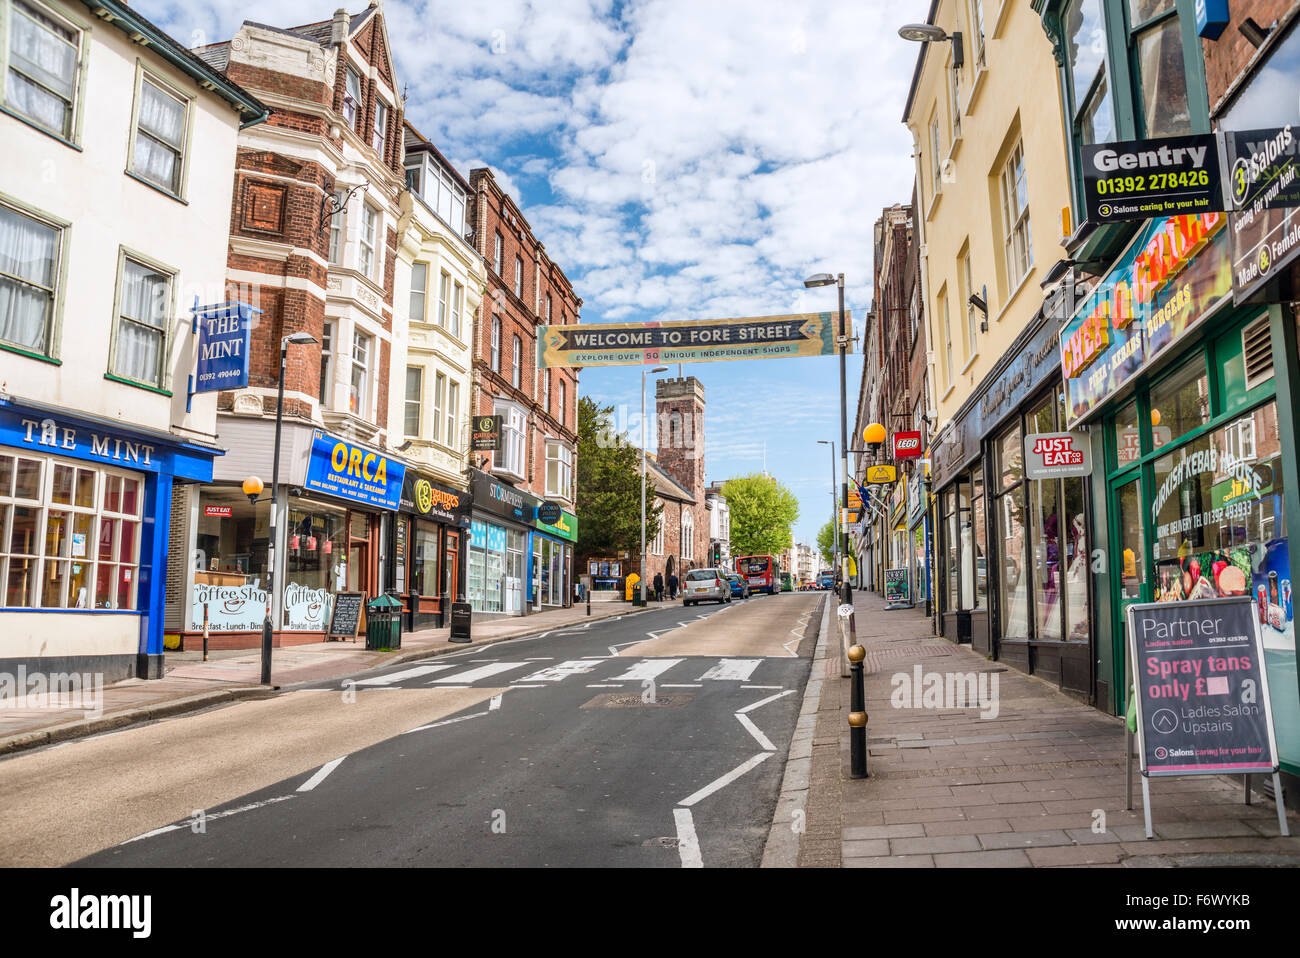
xmin=140 ymin=0 xmax=927 ymax=545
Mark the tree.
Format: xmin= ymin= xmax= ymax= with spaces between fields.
xmin=576 ymin=396 xmax=662 ymax=559
xmin=817 ymin=519 xmax=837 ymax=567
xmin=721 ymin=473 xmax=800 ymax=558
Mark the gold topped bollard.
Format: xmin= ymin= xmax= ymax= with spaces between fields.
xmin=848 ymin=643 xmax=868 ymax=778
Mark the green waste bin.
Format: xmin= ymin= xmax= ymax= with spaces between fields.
xmin=366 ymin=593 xmax=404 ymax=650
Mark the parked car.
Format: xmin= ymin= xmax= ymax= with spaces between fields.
xmin=683 ymin=568 xmax=731 ymax=605
xmin=725 ymin=573 xmax=750 ymax=599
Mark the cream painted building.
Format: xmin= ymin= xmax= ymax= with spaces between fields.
xmin=0 ymin=0 xmax=266 ymax=679
xmin=904 ymin=0 xmax=1072 ymax=429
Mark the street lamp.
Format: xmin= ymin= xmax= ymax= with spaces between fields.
xmin=817 ymin=439 xmax=838 ymax=580
xmin=805 ymin=271 xmax=852 ymax=606
xmin=897 ymin=23 xmax=964 ymax=68
xmin=641 ymin=365 xmax=669 ymax=606
xmin=250 ymin=330 xmax=317 ymax=685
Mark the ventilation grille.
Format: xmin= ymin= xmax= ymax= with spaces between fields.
xmin=1242 ymin=315 xmax=1274 ymax=391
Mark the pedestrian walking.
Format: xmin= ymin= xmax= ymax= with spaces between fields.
xmin=653 ymin=571 xmax=664 ymax=602
xmin=667 ymin=572 xmax=679 ymax=600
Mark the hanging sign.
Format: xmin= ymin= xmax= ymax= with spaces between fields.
xmin=1023 ymin=432 xmax=1093 ymax=479
xmin=537 ymin=312 xmax=849 ymax=368
xmin=892 ymin=430 xmax=923 ymax=460
xmin=1223 ymin=126 xmax=1300 ymax=300
xmin=471 ymin=415 xmax=501 ymax=451
xmin=865 ymin=464 xmax=896 ymax=484
xmin=1082 ymin=134 xmax=1223 ymax=224
xmin=193 ymin=302 xmax=256 ymax=393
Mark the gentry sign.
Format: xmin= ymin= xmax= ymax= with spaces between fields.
xmin=1127 ymin=596 xmax=1279 ymax=777
xmin=537 ymin=313 xmax=848 ymax=368
xmin=1082 ymin=134 xmax=1222 ymax=224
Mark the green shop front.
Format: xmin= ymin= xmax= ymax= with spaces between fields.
xmin=1062 ymin=211 xmax=1300 ymax=774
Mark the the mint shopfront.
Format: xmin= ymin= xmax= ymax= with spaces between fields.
xmin=1062 ymin=211 xmax=1300 ymax=774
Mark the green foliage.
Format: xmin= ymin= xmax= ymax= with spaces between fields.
xmin=576 ymin=397 xmax=662 ymax=558
xmin=721 ymin=473 xmax=800 ymax=558
xmin=816 ymin=519 xmax=837 ymax=566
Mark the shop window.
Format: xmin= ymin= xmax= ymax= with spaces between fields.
xmin=996 ymin=420 xmax=1023 ymax=487
xmin=1030 ymin=474 xmax=1063 ymax=639
xmin=972 ymin=471 xmax=987 ymax=609
xmin=997 ymin=484 xmax=1029 ymax=637
xmin=0 ymin=455 xmax=141 ymax=610
xmin=285 ymin=505 xmax=347 ymax=625
xmin=1149 ymin=354 xmax=1209 ymax=446
xmin=5 ymin=0 xmax=82 ymax=140
xmin=410 ymin=525 xmax=439 ymax=595
xmin=1112 ymin=398 xmax=1141 ymax=467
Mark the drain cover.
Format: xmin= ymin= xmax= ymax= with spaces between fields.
xmin=581 ymin=693 xmax=694 ymax=709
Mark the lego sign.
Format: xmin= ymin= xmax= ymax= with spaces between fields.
xmin=1023 ymin=432 xmax=1093 ymax=479
xmin=892 ymin=431 xmax=923 ymax=460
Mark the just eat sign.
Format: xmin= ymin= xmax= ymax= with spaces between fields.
xmin=1023 ymin=432 xmax=1093 ymax=480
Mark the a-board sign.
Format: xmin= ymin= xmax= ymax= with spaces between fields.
xmin=327 ymin=591 xmax=365 ymax=640
xmin=449 ymin=601 xmax=472 ymax=643
xmin=1127 ymin=596 xmax=1279 ymax=776
xmin=884 ymin=567 xmax=910 ymax=604
xmin=1082 ymin=133 xmax=1223 ymax=224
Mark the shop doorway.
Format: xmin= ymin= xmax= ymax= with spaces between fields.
xmin=444 ymin=530 xmax=459 ymax=602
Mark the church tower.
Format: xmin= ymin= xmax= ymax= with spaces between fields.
xmin=656 ymin=376 xmax=706 ymax=569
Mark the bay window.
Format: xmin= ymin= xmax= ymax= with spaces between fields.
xmin=546 ymin=441 xmax=572 ymax=500
xmin=349 ymin=331 xmax=371 ymax=417
xmin=452 ymin=281 xmax=463 ymax=338
xmin=404 ymin=366 xmax=422 ymax=436
xmin=409 ymin=262 xmax=427 ymax=322
xmin=359 ymin=203 xmax=379 ymax=279
xmin=495 ymin=402 xmax=527 ymax=478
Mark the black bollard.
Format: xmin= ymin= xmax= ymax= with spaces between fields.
xmin=848 ymin=643 xmax=868 ymax=779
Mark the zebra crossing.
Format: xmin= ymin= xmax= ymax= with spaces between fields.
xmin=357 ymin=656 xmax=775 ymax=689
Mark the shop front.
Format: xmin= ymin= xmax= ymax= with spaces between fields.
xmin=468 ymin=469 xmax=537 ymax=616
xmin=0 ymin=395 xmax=219 ymax=681
xmin=931 ymin=305 xmax=1092 ymax=696
xmin=190 ymin=426 xmax=403 ymax=648
xmin=1062 ymin=211 xmax=1300 ymax=774
xmin=531 ymin=506 xmax=577 ymax=609
xmin=392 ymin=471 xmax=471 ymax=630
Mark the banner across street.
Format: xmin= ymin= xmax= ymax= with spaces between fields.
xmin=536 ymin=312 xmax=850 ymax=368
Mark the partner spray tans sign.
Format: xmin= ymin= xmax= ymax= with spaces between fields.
xmin=1127 ymin=596 xmax=1279 ymax=776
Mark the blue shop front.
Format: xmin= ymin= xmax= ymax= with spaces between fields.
xmin=0 ymin=394 xmax=219 ymax=682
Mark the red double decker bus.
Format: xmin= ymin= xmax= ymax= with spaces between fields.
xmin=736 ymin=554 xmax=781 ymax=595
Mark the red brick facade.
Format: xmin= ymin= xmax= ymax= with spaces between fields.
xmin=1202 ymin=0 xmax=1297 ymax=111
xmin=469 ymin=168 xmax=582 ymax=501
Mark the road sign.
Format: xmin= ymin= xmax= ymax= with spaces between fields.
xmin=865 ymin=464 xmax=896 ymax=484
xmin=537 ymin=312 xmax=850 ymax=368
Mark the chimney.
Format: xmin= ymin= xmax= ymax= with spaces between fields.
xmin=330 ymin=8 xmax=349 ymax=47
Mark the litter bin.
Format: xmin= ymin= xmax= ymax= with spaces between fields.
xmin=366 ymin=593 xmax=404 ymax=650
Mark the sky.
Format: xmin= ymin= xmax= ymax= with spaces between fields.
xmin=139 ymin=0 xmax=929 ymax=546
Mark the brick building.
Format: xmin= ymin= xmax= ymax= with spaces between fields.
xmin=183 ymin=4 xmax=411 ymax=647
xmin=465 ymin=168 xmax=582 ymax=614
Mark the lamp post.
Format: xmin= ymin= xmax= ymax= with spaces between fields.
xmin=805 ymin=272 xmax=851 ymax=606
xmin=248 ymin=331 xmax=317 ymax=685
xmin=817 ymin=439 xmax=838 ymax=578
xmin=641 ymin=365 xmax=669 ymax=605
xmin=863 ymin=422 xmax=886 ymax=593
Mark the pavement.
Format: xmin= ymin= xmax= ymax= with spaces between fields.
xmin=0 ymin=592 xmax=821 ymax=867
xmin=781 ymin=590 xmax=1300 ymax=868
xmin=0 ymin=597 xmax=653 ymax=756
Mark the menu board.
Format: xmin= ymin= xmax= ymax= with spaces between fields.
xmin=1127 ymin=596 xmax=1279 ymax=777
xmin=327 ymin=591 xmax=365 ymax=640
xmin=884 ymin=568 xmax=910 ymax=603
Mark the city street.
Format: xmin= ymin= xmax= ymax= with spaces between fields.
xmin=0 ymin=593 xmax=822 ymax=869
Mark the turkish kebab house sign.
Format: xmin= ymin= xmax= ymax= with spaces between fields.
xmin=536 ymin=312 xmax=849 ymax=368
xmin=1058 ymin=211 xmax=1232 ymax=427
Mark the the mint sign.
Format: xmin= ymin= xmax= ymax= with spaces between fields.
xmin=194 ymin=302 xmax=253 ymax=393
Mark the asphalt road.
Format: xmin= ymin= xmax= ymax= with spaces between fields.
xmin=43 ymin=592 xmax=823 ymax=868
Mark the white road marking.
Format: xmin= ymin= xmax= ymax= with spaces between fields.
xmin=661 ymin=683 xmax=702 ymax=688
xmin=742 ymin=685 xmax=783 ymax=690
xmin=353 ymin=664 xmax=457 ymax=686
xmin=698 ymin=658 xmax=762 ymax=681
xmin=510 ymin=683 xmax=544 ymax=688
xmin=517 ymin=659 xmax=602 ymax=683
xmin=737 ymin=688 xmax=797 ymax=714
xmin=608 ymin=639 xmax=645 ymax=657
xmin=735 ymin=713 xmax=775 ymax=751
xmin=525 ymin=657 xmax=554 ymax=661
xmin=673 ymin=808 xmax=703 ymax=868
xmin=297 ymin=756 xmax=345 ymax=792
xmin=489 ymin=694 xmax=503 ymax=711
xmin=431 ymin=661 xmax=530 ymax=684
xmin=122 ymin=795 xmax=296 ymax=844
xmin=678 ymin=752 xmax=773 ymax=807
xmin=586 ymin=684 xmax=622 ymax=688
xmin=611 ymin=658 xmax=683 ymax=681
xmin=402 ymin=710 xmax=487 ymax=734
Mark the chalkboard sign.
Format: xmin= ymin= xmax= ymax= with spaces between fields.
xmin=884 ymin=567 xmax=910 ymax=603
xmin=449 ymin=601 xmax=472 ymax=643
xmin=327 ymin=591 xmax=365 ymax=641
xmin=1127 ymin=596 xmax=1279 ymax=777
